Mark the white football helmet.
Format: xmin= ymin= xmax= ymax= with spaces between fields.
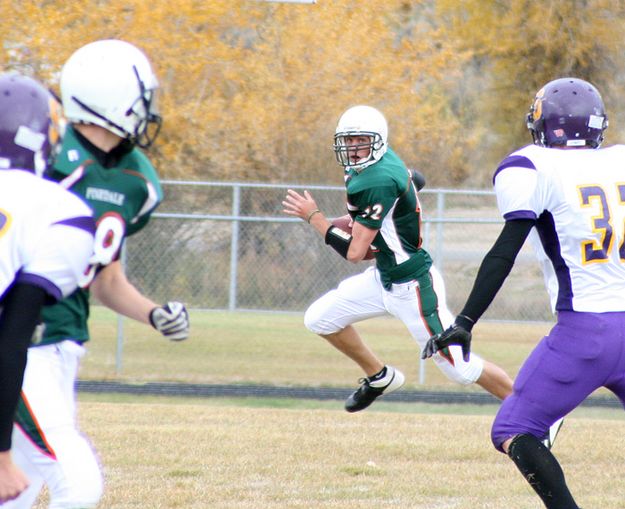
xmin=60 ymin=39 xmax=161 ymax=148
xmin=333 ymin=105 xmax=388 ymax=171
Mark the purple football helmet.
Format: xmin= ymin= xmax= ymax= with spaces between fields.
xmin=526 ymin=77 xmax=608 ymax=148
xmin=0 ymin=73 xmax=64 ymax=177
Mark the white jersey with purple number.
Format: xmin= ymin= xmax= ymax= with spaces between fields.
xmin=0 ymin=170 xmax=94 ymax=303
xmin=494 ymin=143 xmax=625 ymax=313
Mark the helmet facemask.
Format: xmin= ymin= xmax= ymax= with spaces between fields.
xmin=333 ymin=131 xmax=384 ymax=170
xmin=126 ymin=66 xmax=162 ymax=148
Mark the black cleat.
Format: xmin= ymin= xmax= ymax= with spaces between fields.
xmin=345 ymin=366 xmax=405 ymax=413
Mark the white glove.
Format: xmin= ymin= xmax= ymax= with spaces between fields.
xmin=149 ymin=301 xmax=189 ymax=341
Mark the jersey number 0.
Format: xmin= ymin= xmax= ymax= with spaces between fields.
xmin=79 ymin=212 xmax=126 ymax=287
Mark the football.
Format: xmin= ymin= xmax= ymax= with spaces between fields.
xmin=331 ymin=214 xmax=375 ymax=260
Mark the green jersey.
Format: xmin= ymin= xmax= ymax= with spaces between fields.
xmin=345 ymin=147 xmax=432 ymax=289
xmin=39 ymin=126 xmax=163 ymax=345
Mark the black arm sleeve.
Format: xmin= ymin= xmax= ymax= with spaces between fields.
xmin=0 ymin=283 xmax=47 ymax=451
xmin=459 ymin=219 xmax=535 ymax=328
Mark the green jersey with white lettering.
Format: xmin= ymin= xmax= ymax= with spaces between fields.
xmin=346 ymin=147 xmax=432 ymax=289
xmin=38 ymin=126 xmax=163 ymax=345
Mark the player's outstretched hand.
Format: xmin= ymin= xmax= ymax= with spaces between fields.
xmin=150 ymin=301 xmax=189 ymax=341
xmin=421 ymin=323 xmax=472 ymax=362
xmin=282 ymin=189 xmax=319 ymax=222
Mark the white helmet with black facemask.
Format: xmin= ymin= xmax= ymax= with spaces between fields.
xmin=333 ymin=105 xmax=388 ymax=172
xmin=60 ymin=39 xmax=161 ymax=148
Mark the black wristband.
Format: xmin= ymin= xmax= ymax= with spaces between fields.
xmin=455 ymin=314 xmax=475 ymax=332
xmin=325 ymin=226 xmax=352 ymax=259
xmin=148 ymin=307 xmax=159 ymax=329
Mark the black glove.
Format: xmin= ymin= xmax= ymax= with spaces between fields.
xmin=408 ymin=168 xmax=426 ymax=191
xmin=421 ymin=316 xmax=474 ymax=362
xmin=149 ymin=301 xmax=189 ymax=341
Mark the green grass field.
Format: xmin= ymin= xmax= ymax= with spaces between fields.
xmin=29 ymin=308 xmax=625 ymax=508
xmin=84 ymin=306 xmax=552 ymax=389
xmin=32 ymin=395 xmax=625 ymax=509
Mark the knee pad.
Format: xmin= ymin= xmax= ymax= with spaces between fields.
xmin=304 ymin=292 xmax=342 ymax=335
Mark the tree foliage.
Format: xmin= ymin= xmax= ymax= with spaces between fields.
xmin=2 ymin=0 xmax=625 ymax=186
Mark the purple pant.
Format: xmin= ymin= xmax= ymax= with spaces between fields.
xmin=491 ymin=311 xmax=625 ymax=452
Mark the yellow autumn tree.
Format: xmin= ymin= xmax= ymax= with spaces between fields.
xmin=433 ymin=0 xmax=625 ymax=183
xmin=1 ymin=0 xmax=625 ymax=186
xmin=0 ymin=0 xmax=472 ymax=184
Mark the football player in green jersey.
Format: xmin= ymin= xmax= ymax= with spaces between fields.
xmin=283 ymin=105 xmax=513 ymax=412
xmin=6 ymin=40 xmax=189 ymax=509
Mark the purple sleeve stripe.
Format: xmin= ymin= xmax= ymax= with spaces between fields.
xmin=54 ymin=215 xmax=96 ymax=235
xmin=492 ymin=155 xmax=536 ymax=184
xmin=15 ymin=273 xmax=63 ymax=302
xmin=535 ymin=211 xmax=573 ymax=310
xmin=503 ymin=210 xmax=537 ymax=221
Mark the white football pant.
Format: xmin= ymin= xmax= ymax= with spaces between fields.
xmin=4 ymin=340 xmax=103 ymax=509
xmin=305 ymin=265 xmax=484 ymax=385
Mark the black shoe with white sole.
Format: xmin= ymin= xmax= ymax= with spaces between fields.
xmin=345 ymin=366 xmax=405 ymax=413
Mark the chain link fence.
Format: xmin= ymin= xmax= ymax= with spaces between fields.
xmin=123 ymin=181 xmax=553 ymax=324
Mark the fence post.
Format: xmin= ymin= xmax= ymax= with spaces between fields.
xmin=435 ymin=190 xmax=445 ymax=272
xmin=228 ymin=184 xmax=241 ymax=311
xmin=417 ymin=192 xmax=446 ymax=385
xmin=115 ymin=240 xmax=127 ymax=374
xmin=418 ymin=221 xmax=432 ymax=385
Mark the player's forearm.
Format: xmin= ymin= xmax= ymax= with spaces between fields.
xmin=459 ymin=252 xmax=516 ymax=326
xmin=97 ymin=284 xmax=156 ymax=324
xmin=459 ymin=219 xmax=534 ymax=326
xmin=91 ymin=264 xmax=156 ymax=324
xmin=307 ymin=210 xmax=332 ymax=238
xmin=347 ymin=223 xmax=377 ymax=263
